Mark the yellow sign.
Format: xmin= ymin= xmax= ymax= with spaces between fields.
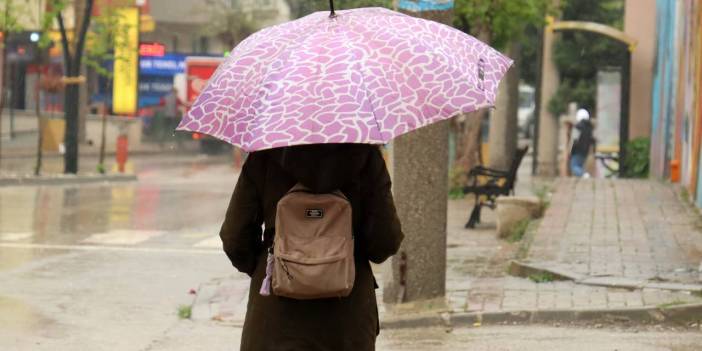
xmin=113 ymin=7 xmax=139 ymax=115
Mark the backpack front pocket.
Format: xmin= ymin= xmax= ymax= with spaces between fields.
xmin=272 ymin=240 xmax=355 ymax=300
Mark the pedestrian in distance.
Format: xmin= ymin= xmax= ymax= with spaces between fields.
xmin=220 ymin=143 xmax=404 ymax=351
xmin=569 ymin=109 xmax=596 ymax=178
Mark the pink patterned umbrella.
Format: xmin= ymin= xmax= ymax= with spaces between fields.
xmin=177 ymin=7 xmax=512 ymax=152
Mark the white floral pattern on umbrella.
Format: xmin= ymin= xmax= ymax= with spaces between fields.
xmin=178 ymin=7 xmax=512 ymax=152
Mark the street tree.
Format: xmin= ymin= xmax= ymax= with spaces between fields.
xmin=0 ymin=0 xmax=35 ymax=169
xmin=0 ymin=0 xmax=62 ymax=173
xmin=51 ymin=0 xmax=95 ymax=174
xmin=453 ymin=0 xmax=557 ymax=172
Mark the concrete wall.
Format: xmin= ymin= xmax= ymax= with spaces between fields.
xmin=624 ymin=0 xmax=657 ymax=140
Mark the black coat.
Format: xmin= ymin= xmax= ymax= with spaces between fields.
xmin=571 ymin=120 xmax=595 ymax=157
xmin=220 ymin=144 xmax=404 ymax=351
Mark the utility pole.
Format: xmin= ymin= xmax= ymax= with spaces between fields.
xmin=384 ymin=6 xmax=453 ymax=305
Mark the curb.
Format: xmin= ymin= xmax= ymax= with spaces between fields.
xmin=0 ymin=147 xmax=203 ymax=159
xmin=0 ymin=173 xmax=138 ymax=187
xmin=508 ymin=260 xmax=702 ymax=293
xmin=380 ymin=303 xmax=702 ymax=329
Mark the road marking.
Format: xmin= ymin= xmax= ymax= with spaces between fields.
xmin=82 ymin=230 xmax=166 ymax=245
xmin=0 ymin=242 xmax=222 ymax=255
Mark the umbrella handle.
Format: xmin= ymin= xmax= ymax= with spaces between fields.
xmin=329 ymin=0 xmax=336 ymax=18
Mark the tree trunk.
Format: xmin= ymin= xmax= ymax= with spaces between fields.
xmin=488 ymin=41 xmax=521 ymax=171
xmin=0 ymin=2 xmax=9 ymax=169
xmin=60 ymin=0 xmax=95 ymax=174
xmin=452 ymin=30 xmax=492 ymax=178
xmin=78 ymin=64 xmax=88 ymax=143
xmin=384 ymin=8 xmax=451 ymax=305
xmin=76 ymin=0 xmax=88 ymax=144
xmin=64 ymin=73 xmax=80 ymax=173
xmin=456 ymin=112 xmax=484 ymax=171
xmin=35 ymin=69 xmax=44 ymax=176
xmin=0 ymin=40 xmax=4 ymax=170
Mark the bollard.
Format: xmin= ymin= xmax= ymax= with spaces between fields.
xmin=116 ymin=134 xmax=129 ymax=173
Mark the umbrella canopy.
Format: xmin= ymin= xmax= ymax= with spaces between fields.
xmin=177 ymin=7 xmax=512 ymax=152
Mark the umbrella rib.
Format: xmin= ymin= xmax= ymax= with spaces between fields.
xmin=242 ymin=19 xmax=328 ymax=150
xmin=339 ymin=21 xmax=385 ymax=144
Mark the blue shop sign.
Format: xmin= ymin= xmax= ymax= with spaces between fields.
xmin=398 ymin=0 xmax=454 ymax=11
xmin=139 ymin=54 xmax=186 ymax=76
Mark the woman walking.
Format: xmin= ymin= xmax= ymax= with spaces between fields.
xmin=220 ymin=144 xmax=404 ymax=351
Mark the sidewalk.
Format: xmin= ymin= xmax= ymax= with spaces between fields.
xmin=519 ymin=178 xmax=702 ymax=288
xmin=187 ymin=177 xmax=702 ymax=328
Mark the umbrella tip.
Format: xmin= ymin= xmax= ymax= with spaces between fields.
xmin=329 ymin=0 xmax=337 ymax=18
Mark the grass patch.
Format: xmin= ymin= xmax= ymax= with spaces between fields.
xmin=680 ymin=188 xmax=690 ymax=203
xmin=657 ymin=299 xmax=689 ymax=309
xmin=177 ymin=305 xmax=192 ymax=319
xmin=528 ymin=272 xmax=555 ymax=283
xmin=449 ymin=187 xmax=465 ymax=200
xmin=532 ymin=184 xmax=552 ymax=217
xmin=506 ymin=219 xmax=531 ymax=243
xmin=515 ymin=218 xmax=541 ymax=260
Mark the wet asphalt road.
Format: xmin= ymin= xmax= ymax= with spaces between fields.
xmin=0 ymin=154 xmax=242 ymax=350
xmin=1 ymin=154 xmax=702 ymax=350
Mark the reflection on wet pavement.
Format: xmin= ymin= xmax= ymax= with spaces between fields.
xmin=0 ymin=155 xmax=239 ymax=271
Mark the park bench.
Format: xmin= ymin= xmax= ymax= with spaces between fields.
xmin=462 ymin=146 xmax=529 ymax=229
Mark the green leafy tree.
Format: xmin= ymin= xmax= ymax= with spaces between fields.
xmin=453 ymin=0 xmax=557 ymax=170
xmin=0 ymin=0 xmax=38 ymax=169
xmin=454 ymin=0 xmax=553 ymax=50
xmin=549 ymin=0 xmax=627 ymax=115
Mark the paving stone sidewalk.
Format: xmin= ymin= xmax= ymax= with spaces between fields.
xmin=190 ymin=178 xmax=702 ymax=327
xmin=526 ymin=178 xmax=702 ymax=286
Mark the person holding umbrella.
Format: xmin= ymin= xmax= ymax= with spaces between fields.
xmin=178 ymin=3 xmax=511 ymax=350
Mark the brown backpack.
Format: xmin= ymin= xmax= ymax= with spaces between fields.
xmin=260 ymin=183 xmax=355 ymax=300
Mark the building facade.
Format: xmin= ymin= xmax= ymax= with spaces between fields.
xmin=650 ymin=0 xmax=702 ymax=205
xmin=141 ymin=0 xmax=291 ymax=55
